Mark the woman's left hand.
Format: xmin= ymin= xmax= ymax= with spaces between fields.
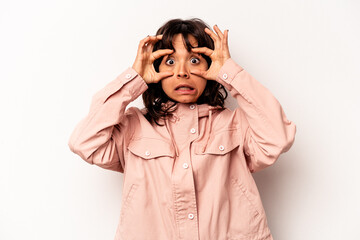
xmin=190 ymin=24 xmax=231 ymax=81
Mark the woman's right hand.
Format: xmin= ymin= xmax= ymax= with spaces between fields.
xmin=132 ymin=34 xmax=174 ymax=84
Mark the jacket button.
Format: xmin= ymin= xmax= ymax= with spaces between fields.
xmin=125 ymin=73 xmax=132 ymax=79
xmin=188 ymin=213 xmax=194 ymax=219
xmin=219 ymin=145 xmax=225 ymax=151
xmin=183 ymin=163 xmax=189 ymax=169
xmin=190 ymin=128 xmax=196 ymax=134
xmin=189 ymin=104 xmax=195 ymax=110
xmin=222 ymin=73 xmax=228 ymax=80
xmin=145 ymin=151 xmax=151 ymax=156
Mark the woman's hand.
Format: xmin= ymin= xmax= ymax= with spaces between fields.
xmin=132 ymin=35 xmax=174 ymax=84
xmin=190 ymin=25 xmax=231 ymax=81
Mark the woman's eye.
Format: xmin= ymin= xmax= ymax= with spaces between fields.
xmin=191 ymin=57 xmax=200 ymax=64
xmin=165 ymin=57 xmax=200 ymax=65
xmin=165 ymin=59 xmax=175 ymax=65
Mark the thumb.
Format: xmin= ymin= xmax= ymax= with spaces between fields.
xmin=190 ymin=69 xmax=207 ymax=78
xmin=154 ymin=71 xmax=174 ymax=83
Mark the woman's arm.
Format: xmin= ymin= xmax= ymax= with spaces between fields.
xmin=68 ymin=68 xmax=148 ymax=172
xmin=216 ymin=58 xmax=297 ymax=173
xmin=190 ymin=25 xmax=296 ymax=172
xmin=68 ymin=34 xmax=173 ymax=172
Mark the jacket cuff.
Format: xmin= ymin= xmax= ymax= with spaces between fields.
xmin=124 ymin=67 xmax=148 ymax=98
xmin=101 ymin=67 xmax=148 ymax=104
xmin=216 ymin=58 xmax=244 ymax=90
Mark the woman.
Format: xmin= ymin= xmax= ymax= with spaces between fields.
xmin=68 ymin=17 xmax=296 ymax=240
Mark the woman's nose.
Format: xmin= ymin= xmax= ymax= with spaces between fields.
xmin=176 ymin=62 xmax=190 ymax=78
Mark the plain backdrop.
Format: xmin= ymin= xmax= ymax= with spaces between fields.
xmin=1 ymin=0 xmax=359 ymax=239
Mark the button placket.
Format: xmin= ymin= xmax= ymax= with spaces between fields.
xmin=170 ymin=102 xmax=199 ymax=236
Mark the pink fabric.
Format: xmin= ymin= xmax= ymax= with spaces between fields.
xmin=68 ymin=58 xmax=296 ymax=240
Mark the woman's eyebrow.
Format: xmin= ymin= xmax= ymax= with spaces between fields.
xmin=167 ymin=52 xmax=201 ymax=57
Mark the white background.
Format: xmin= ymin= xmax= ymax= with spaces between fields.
xmin=1 ymin=0 xmax=359 ymax=239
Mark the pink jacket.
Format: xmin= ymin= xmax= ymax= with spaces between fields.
xmin=68 ymin=58 xmax=296 ymax=240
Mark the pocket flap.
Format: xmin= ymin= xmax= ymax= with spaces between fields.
xmin=128 ymin=138 xmax=175 ymax=159
xmin=194 ymin=129 xmax=242 ymax=155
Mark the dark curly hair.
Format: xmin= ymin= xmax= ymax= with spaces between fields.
xmin=142 ymin=18 xmax=228 ymax=125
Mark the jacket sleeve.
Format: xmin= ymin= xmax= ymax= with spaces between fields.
xmin=216 ymin=58 xmax=297 ymax=173
xmin=68 ymin=67 xmax=148 ymax=172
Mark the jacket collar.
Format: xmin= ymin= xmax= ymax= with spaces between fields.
xmin=146 ymin=101 xmax=225 ymax=158
xmin=161 ymin=101 xmax=223 ymax=118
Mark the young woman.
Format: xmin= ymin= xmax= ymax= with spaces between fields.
xmin=68 ymin=18 xmax=296 ymax=240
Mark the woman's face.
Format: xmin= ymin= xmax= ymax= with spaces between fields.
xmin=159 ymin=34 xmax=208 ymax=103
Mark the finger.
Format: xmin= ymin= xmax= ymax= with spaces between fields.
xmin=142 ymin=35 xmax=150 ymax=41
xmin=155 ymin=71 xmax=174 ymax=83
xmin=190 ymin=69 xmax=207 ymax=78
xmin=223 ymin=29 xmax=229 ymax=47
xmin=147 ymin=35 xmax=163 ymax=43
xmin=213 ymin=24 xmax=224 ymax=39
xmin=204 ymin=27 xmax=220 ymax=42
xmin=138 ymin=35 xmax=151 ymax=50
xmin=152 ymin=49 xmax=174 ymax=60
xmin=145 ymin=35 xmax=164 ymax=49
xmin=140 ymin=35 xmax=158 ymax=46
xmin=191 ymin=47 xmax=213 ymax=57
xmin=144 ymin=36 xmax=156 ymax=46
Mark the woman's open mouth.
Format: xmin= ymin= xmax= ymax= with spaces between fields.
xmin=175 ymin=85 xmax=196 ymax=94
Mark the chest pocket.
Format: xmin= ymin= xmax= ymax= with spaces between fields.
xmin=127 ymin=137 xmax=175 ymax=159
xmin=193 ymin=129 xmax=242 ymax=155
